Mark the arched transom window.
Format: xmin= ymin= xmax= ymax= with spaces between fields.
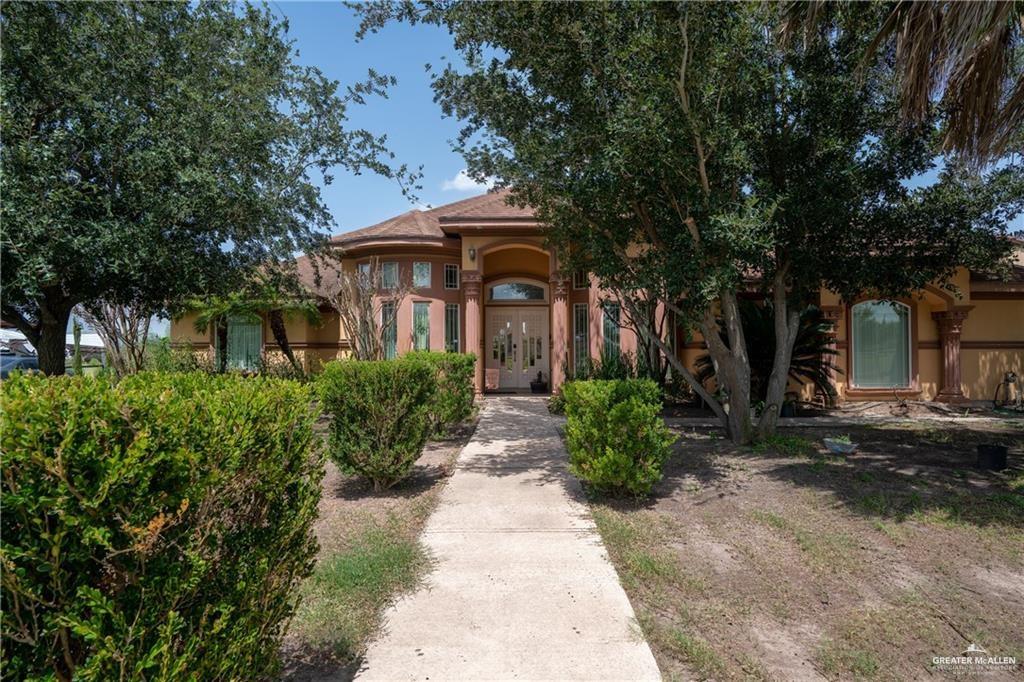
xmin=487 ymin=280 xmax=548 ymax=302
xmin=851 ymin=301 xmax=911 ymax=388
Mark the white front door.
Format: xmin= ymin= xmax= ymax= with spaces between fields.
xmin=485 ymin=307 xmax=550 ymax=390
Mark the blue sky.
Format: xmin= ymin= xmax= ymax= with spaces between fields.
xmin=274 ymin=1 xmax=488 ymax=236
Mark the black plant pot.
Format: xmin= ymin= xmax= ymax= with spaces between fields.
xmin=530 ymin=381 xmax=548 ymax=394
xmin=976 ymin=444 xmax=1008 ymax=471
xmin=780 ymin=402 xmax=797 ymax=418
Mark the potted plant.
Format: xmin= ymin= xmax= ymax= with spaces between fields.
xmin=530 ymin=370 xmax=549 ymax=394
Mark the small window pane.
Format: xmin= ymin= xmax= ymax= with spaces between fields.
xmin=489 ymin=282 xmax=545 ymax=301
xmin=573 ymin=271 xmax=589 ymax=289
xmin=603 ymin=303 xmax=621 ymax=358
xmin=444 ymin=263 xmax=460 ymax=289
xmin=413 ymin=302 xmax=430 ymax=351
xmin=413 ymin=262 xmax=431 ymax=288
xmin=444 ymin=303 xmax=460 ymax=352
xmin=381 ymin=302 xmax=397 ymax=359
xmin=852 ymin=301 xmax=910 ymax=388
xmin=381 ymin=262 xmax=398 ymax=289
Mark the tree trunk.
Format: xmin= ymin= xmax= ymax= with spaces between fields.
xmin=215 ymin=318 xmax=228 ymax=373
xmin=268 ymin=309 xmax=302 ymax=373
xmin=757 ymin=275 xmax=802 ymax=438
xmin=37 ymin=310 xmax=72 ymax=376
xmin=700 ymin=291 xmax=755 ymax=444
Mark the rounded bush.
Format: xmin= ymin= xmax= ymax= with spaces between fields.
xmin=562 ymin=379 xmax=676 ymax=497
xmin=1 ymin=372 xmax=323 ymax=680
xmin=402 ymin=351 xmax=476 ymax=433
xmin=318 ymin=359 xmax=437 ymax=491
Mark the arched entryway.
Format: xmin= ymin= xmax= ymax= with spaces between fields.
xmin=483 ymin=277 xmax=551 ymax=390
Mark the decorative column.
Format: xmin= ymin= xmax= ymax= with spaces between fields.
xmin=932 ymin=309 xmax=970 ymax=403
xmin=820 ymin=306 xmax=843 ymax=406
xmin=462 ymin=270 xmax=484 ymax=393
xmin=549 ymin=271 xmax=570 ymax=392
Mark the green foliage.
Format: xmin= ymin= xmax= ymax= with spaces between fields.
xmin=318 ymin=360 xmax=436 ymax=491
xmin=402 ymin=352 xmax=476 ymax=434
xmin=1 ymin=2 xmax=415 ymax=374
xmin=0 ymin=372 xmax=323 ymax=680
xmin=752 ymin=434 xmax=815 ymax=458
xmin=144 ymin=337 xmax=214 ymax=373
xmin=357 ymin=2 xmax=1022 ymax=440
xmin=695 ymin=301 xmax=840 ymax=403
xmin=562 ymin=380 xmax=676 ymax=497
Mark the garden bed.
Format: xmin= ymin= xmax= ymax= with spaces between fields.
xmin=591 ymin=421 xmax=1024 ymax=680
xmin=281 ymin=417 xmax=477 ymax=681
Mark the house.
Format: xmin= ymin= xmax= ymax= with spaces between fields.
xmin=171 ymin=190 xmax=1024 ymax=403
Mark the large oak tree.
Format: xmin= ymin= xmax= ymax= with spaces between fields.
xmin=1 ymin=2 xmax=413 ymax=374
xmin=358 ymin=1 xmax=1022 ymax=442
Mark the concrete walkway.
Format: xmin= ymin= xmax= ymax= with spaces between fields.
xmin=356 ymin=397 xmax=661 ymax=681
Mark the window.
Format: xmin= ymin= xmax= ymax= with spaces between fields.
xmin=572 ymin=271 xmax=589 ymax=289
xmin=224 ymin=315 xmax=261 ymax=371
xmin=413 ymin=301 xmax=430 ymax=351
xmin=357 ymin=262 xmax=371 ymax=280
xmin=603 ymin=302 xmax=621 ymax=358
xmin=851 ymin=300 xmax=910 ymax=388
xmin=381 ymin=261 xmax=398 ymax=289
xmin=488 ymin=282 xmax=546 ymax=301
xmin=573 ymin=303 xmax=589 ymax=376
xmin=444 ymin=263 xmax=460 ymax=290
xmin=444 ymin=303 xmax=460 ymax=352
xmin=381 ymin=302 xmax=397 ymax=359
xmin=413 ymin=262 xmax=431 ymax=288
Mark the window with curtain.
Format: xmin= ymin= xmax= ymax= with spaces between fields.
xmin=413 ymin=302 xmax=430 ymax=351
xmin=852 ymin=301 xmax=910 ymax=388
xmin=381 ymin=302 xmax=397 ymax=359
xmin=225 ymin=315 xmax=261 ymax=371
xmin=444 ymin=303 xmax=460 ymax=352
xmin=573 ymin=303 xmax=589 ymax=376
xmin=603 ymin=302 xmax=621 ymax=357
xmin=413 ymin=262 xmax=431 ymax=288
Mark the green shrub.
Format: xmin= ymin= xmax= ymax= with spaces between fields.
xmin=563 ymin=379 xmax=676 ymax=497
xmin=402 ymin=352 xmax=476 ymax=433
xmin=319 ymin=359 xmax=436 ymax=490
xmin=1 ymin=372 xmax=323 ymax=681
xmin=144 ymin=336 xmax=214 ymax=373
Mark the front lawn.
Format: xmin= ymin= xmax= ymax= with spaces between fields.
xmin=591 ymin=421 xmax=1024 ymax=680
xmin=281 ymin=418 xmax=476 ymax=680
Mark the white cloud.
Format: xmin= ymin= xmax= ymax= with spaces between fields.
xmin=441 ymin=169 xmax=495 ymax=193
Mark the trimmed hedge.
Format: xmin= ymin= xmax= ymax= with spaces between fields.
xmin=562 ymin=379 xmax=676 ymax=497
xmin=318 ymin=360 xmax=436 ymax=491
xmin=402 ymin=352 xmax=476 ymax=433
xmin=1 ymin=372 xmax=323 ymax=681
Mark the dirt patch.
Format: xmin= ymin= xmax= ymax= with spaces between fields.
xmin=592 ymin=421 xmax=1024 ymax=680
xmin=280 ymin=417 xmax=477 ymax=681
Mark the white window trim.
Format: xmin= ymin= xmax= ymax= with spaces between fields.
xmin=486 ymin=277 xmax=549 ymax=304
xmin=572 ymin=271 xmax=589 ymax=290
xmin=444 ymin=263 xmax=460 ymax=290
xmin=413 ymin=261 xmax=432 ymax=288
xmin=850 ymin=300 xmax=912 ymax=389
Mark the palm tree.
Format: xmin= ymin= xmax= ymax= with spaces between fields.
xmin=695 ymin=301 xmax=839 ymax=407
xmin=781 ymin=1 xmax=1023 ymax=164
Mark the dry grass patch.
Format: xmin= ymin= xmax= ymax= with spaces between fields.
xmin=588 ymin=421 xmax=1024 ymax=681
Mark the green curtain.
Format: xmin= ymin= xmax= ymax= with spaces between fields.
xmin=226 ymin=315 xmax=262 ymax=371
xmin=852 ymin=301 xmax=910 ymax=388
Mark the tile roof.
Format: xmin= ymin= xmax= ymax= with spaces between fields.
xmin=331 ymin=188 xmax=535 ymax=244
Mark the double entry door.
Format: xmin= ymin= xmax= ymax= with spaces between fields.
xmin=485 ymin=306 xmax=550 ymax=390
